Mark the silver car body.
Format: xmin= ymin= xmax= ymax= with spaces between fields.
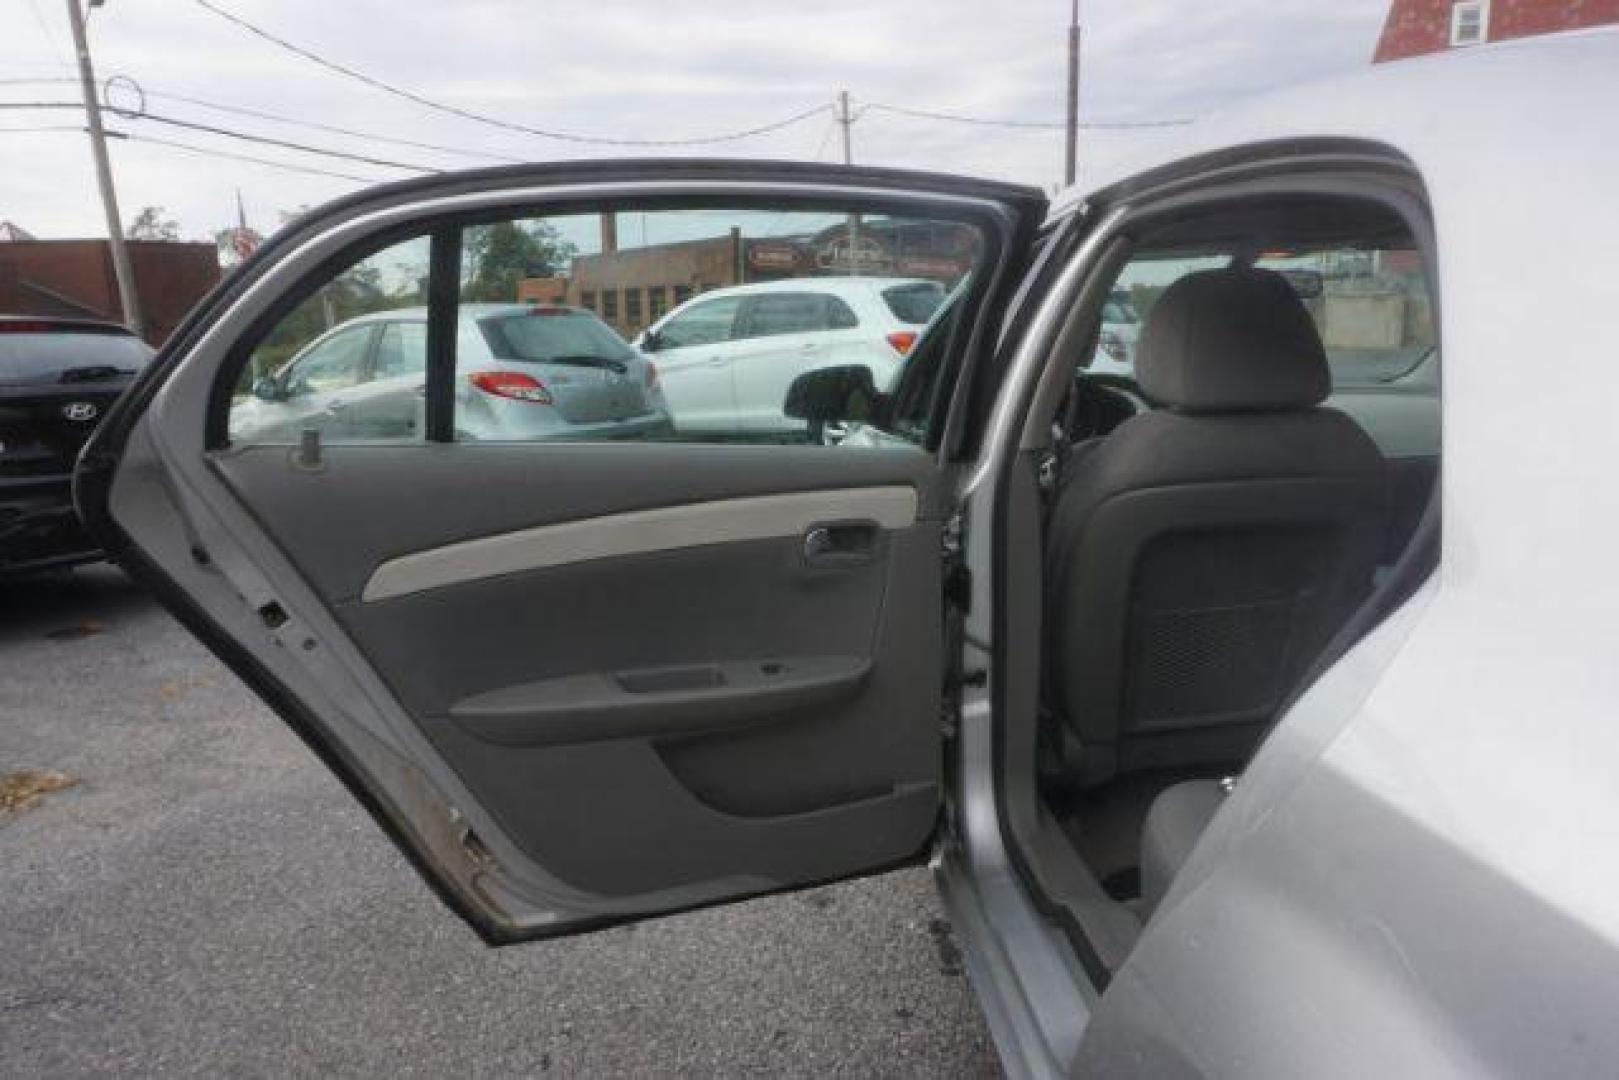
xmin=943 ymin=28 xmax=1619 ymax=1076
xmin=230 ymin=303 xmax=670 ymax=443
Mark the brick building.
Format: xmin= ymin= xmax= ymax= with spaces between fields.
xmin=1374 ymin=0 xmax=1619 ymax=61
xmin=0 ymin=235 xmax=221 ymax=345
xmin=553 ymin=217 xmax=977 ymax=338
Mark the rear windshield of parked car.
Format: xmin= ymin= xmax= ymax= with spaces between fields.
xmin=0 ymin=330 xmax=153 ymax=386
xmin=477 ymin=310 xmax=636 ymax=363
xmin=882 ymin=282 xmax=946 ymax=324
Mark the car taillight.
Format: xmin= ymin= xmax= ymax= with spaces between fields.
xmin=886 ymin=330 xmax=918 ymax=355
xmin=470 ymin=370 xmax=553 ymax=404
xmin=644 ymin=361 xmax=659 ymax=389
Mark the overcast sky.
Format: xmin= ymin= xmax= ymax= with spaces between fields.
xmin=4 ymin=0 xmax=1391 ymax=242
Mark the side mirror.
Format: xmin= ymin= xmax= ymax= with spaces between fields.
xmin=252 ymin=375 xmax=283 ymax=401
xmin=784 ymin=364 xmax=882 ymax=428
xmin=638 ymin=329 xmax=661 ymax=353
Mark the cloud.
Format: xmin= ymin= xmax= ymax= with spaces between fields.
xmin=2 ymin=0 xmax=1389 ymax=239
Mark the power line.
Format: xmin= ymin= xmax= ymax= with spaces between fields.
xmin=107 ymin=129 xmax=389 ymax=184
xmin=189 ymin=0 xmax=833 ymax=148
xmin=144 ymin=88 xmax=527 ymax=164
xmin=0 ymin=99 xmax=440 ymax=173
xmin=135 ymin=111 xmax=441 ymax=173
xmin=24 ymin=0 xmax=73 ymax=69
xmin=860 ymin=101 xmax=1192 ymax=131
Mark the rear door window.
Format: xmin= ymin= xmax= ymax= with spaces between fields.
xmin=881 ymin=282 xmax=946 ymax=324
xmin=738 ymin=293 xmax=835 ymax=339
xmin=0 ymin=329 xmax=152 ymax=386
xmin=373 ymin=321 xmax=427 ymax=379
xmin=477 ymin=310 xmax=637 ymax=363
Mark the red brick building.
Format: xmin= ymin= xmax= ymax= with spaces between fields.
xmin=1374 ymin=0 xmax=1619 ymax=62
xmin=0 ymin=237 xmax=221 ymax=345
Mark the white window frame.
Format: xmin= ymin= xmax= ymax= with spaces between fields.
xmin=1450 ymin=0 xmax=1489 ymax=47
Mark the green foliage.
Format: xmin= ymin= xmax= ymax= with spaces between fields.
xmin=126 ymin=206 xmax=180 ymax=242
xmin=461 ymin=220 xmax=576 ymax=302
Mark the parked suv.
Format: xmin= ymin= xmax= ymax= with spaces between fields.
xmin=634 ymin=276 xmax=944 ymax=436
xmin=0 ymin=316 xmax=151 ymax=575
xmin=230 ymin=303 xmax=671 ymax=444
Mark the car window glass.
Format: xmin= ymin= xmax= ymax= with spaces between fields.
xmin=229 ymin=234 xmax=430 ymax=445
xmin=0 ymin=329 xmax=152 ymax=386
xmin=223 ymin=208 xmax=986 ymax=451
xmin=1094 ymin=249 xmax=1434 ymax=389
xmin=290 ymin=328 xmax=370 ymax=393
xmin=373 ymin=322 xmax=427 ymax=379
xmin=881 ymin=282 xmax=945 ymax=324
xmin=740 ymin=293 xmax=828 ymax=338
xmin=655 ymin=296 xmax=742 ymax=349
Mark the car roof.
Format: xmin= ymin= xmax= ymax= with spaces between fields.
xmin=1052 ymin=26 xmax=1619 ymax=215
xmin=336 ymin=303 xmax=589 ymax=326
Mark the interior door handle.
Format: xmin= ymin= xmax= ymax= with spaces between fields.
xmin=802 ymin=522 xmax=878 ymax=568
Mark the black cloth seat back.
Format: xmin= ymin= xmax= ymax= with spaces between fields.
xmin=1046 ymin=268 xmax=1386 ymax=786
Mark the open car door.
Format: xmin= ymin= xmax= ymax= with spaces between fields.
xmin=75 ymin=161 xmax=1045 ymax=941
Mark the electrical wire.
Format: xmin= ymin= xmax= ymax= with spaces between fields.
xmin=134 ymin=111 xmax=440 ymax=173
xmin=106 ymin=128 xmax=390 ymax=184
xmin=861 ymin=101 xmax=1192 ymax=130
xmin=190 ymin=0 xmax=833 ymax=148
xmin=143 ymin=88 xmax=528 ymax=164
xmin=0 ymin=98 xmax=439 ymax=172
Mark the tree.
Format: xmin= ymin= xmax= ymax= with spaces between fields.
xmin=126 ymin=206 xmax=180 ymax=242
xmin=461 ymin=220 xmax=576 ymax=302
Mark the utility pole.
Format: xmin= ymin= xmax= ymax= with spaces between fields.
xmin=65 ymin=0 xmax=144 ymax=338
xmin=1064 ymin=0 xmax=1082 ymax=188
xmin=837 ymin=90 xmax=860 ymax=275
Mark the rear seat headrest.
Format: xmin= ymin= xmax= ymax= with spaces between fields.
xmin=1135 ymin=267 xmax=1330 ymax=413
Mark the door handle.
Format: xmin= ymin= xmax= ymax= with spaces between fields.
xmin=802 ymin=522 xmax=878 ymax=568
xmin=704 ymin=355 xmax=726 ymax=367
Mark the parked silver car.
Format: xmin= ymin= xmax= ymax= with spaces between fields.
xmin=229 ymin=303 xmax=671 ymax=443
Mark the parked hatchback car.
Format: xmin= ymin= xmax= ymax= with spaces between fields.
xmin=0 ymin=316 xmax=151 ymax=575
xmin=230 ymin=303 xmax=670 ymax=443
xmin=74 ymin=30 xmax=1619 ymax=1078
xmin=633 ymin=276 xmax=944 ymax=437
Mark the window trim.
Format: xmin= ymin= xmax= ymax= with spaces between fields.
xmin=1449 ymin=0 xmax=1488 ymax=47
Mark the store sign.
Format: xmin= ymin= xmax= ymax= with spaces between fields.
xmin=816 ymin=235 xmax=893 ymax=273
xmin=896 ymin=255 xmax=967 ymax=279
xmin=748 ymin=243 xmax=803 ymax=271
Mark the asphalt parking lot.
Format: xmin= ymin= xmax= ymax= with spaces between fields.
xmin=1 ymin=564 xmax=999 ymax=1077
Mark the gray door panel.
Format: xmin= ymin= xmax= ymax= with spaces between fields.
xmin=76 ymin=161 xmax=1047 ymax=942
xmin=214 ymin=442 xmax=944 ymax=900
